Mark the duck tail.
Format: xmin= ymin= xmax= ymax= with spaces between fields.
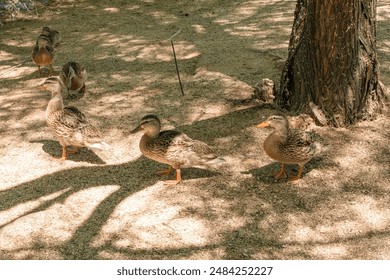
xmin=89 ymin=141 xmax=110 ymax=150
xmin=206 ymin=157 xmax=226 ymax=165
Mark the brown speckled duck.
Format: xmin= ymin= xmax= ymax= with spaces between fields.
xmin=60 ymin=61 xmax=87 ymax=98
xmin=257 ymin=114 xmax=317 ymax=182
xmin=32 ymin=34 xmax=55 ymax=76
xmin=40 ymin=77 xmax=109 ymax=160
xmin=41 ymin=27 xmax=61 ymax=47
xmin=131 ymin=114 xmax=225 ymax=185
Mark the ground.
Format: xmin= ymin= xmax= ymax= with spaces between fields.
xmin=0 ymin=0 xmax=389 ymax=260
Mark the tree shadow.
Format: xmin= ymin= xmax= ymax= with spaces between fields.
xmin=243 ymin=154 xmax=324 ymax=184
xmin=176 ymin=105 xmax=272 ymax=141
xmin=30 ymin=139 xmax=106 ymax=164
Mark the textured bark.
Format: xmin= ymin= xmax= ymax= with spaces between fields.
xmin=278 ymin=0 xmax=387 ymax=127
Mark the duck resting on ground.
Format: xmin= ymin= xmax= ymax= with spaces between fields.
xmin=39 ymin=77 xmax=109 ymax=160
xmin=257 ymin=114 xmax=318 ymax=183
xmin=130 ymin=114 xmax=225 ymax=185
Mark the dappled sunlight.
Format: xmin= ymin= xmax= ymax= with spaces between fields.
xmin=148 ymin=10 xmax=178 ymax=25
xmin=0 ymin=50 xmax=18 ymax=62
xmin=92 ymin=184 xmax=212 ymax=249
xmin=0 ymin=88 xmax=47 ymax=134
xmin=265 ymin=12 xmax=294 ymax=23
xmin=0 ymin=185 xmax=120 ymax=252
xmin=103 ymin=7 xmax=119 ymax=13
xmin=192 ymin=24 xmax=206 ymax=34
xmin=224 ymin=25 xmax=274 ymax=37
xmin=194 ymin=67 xmax=253 ymax=99
xmin=87 ymin=32 xmax=200 ymax=62
xmin=377 ymin=4 xmax=390 ymax=21
xmin=186 ymin=104 xmax=228 ymax=123
xmin=214 ymin=0 xmax=265 ymax=24
xmin=349 ymin=196 xmax=390 ymax=228
xmin=310 ymin=245 xmax=348 ymax=259
xmin=213 ymin=0 xmax=294 ymax=50
xmin=92 ymin=184 xmax=248 ymax=253
xmin=0 ymin=65 xmax=36 ymax=79
xmin=87 ymin=83 xmax=160 ymax=121
xmin=280 ymin=194 xmax=390 ymax=244
xmin=378 ymin=40 xmax=390 ymax=53
xmin=250 ymin=41 xmax=289 ymax=50
xmin=136 ymin=42 xmax=200 ymax=62
xmin=0 ymin=145 xmax=49 ymax=189
xmin=0 ymin=188 xmax=71 ymax=227
xmin=1 ymin=39 xmax=34 ymax=48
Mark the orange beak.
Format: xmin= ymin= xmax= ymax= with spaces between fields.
xmin=256 ymin=121 xmax=270 ymax=128
xmin=35 ymin=85 xmax=47 ymax=90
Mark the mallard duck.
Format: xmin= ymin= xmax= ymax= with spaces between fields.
xmin=40 ymin=27 xmax=61 ymax=47
xmin=131 ymin=114 xmax=225 ymax=185
xmin=40 ymin=77 xmax=109 ymax=160
xmin=257 ymin=114 xmax=317 ymax=182
xmin=60 ymin=61 xmax=87 ymax=97
xmin=32 ymin=35 xmax=55 ymax=76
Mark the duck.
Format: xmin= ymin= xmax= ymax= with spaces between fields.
xmin=40 ymin=26 xmax=61 ymax=47
xmin=40 ymin=77 xmax=109 ymax=160
xmin=257 ymin=114 xmax=317 ymax=182
xmin=130 ymin=114 xmax=225 ymax=185
xmin=32 ymin=34 xmax=55 ymax=76
xmin=60 ymin=61 xmax=87 ymax=98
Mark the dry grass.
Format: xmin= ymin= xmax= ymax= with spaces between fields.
xmin=0 ymin=0 xmax=389 ymax=260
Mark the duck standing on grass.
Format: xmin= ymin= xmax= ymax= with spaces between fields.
xmin=131 ymin=114 xmax=225 ymax=185
xmin=39 ymin=77 xmax=109 ymax=160
xmin=257 ymin=114 xmax=317 ymax=182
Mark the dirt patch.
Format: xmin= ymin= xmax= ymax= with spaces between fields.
xmin=0 ymin=0 xmax=389 ymax=260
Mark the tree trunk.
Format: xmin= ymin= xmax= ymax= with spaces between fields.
xmin=278 ymin=0 xmax=388 ymax=127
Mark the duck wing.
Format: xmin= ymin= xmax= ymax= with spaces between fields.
xmin=283 ymin=129 xmax=316 ymax=162
xmin=163 ymin=131 xmax=218 ymax=166
xmin=62 ymin=106 xmax=88 ymax=128
xmin=62 ymin=106 xmax=105 ymax=146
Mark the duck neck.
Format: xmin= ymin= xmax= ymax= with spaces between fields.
xmin=273 ymin=124 xmax=289 ymax=140
xmin=46 ymin=92 xmax=64 ymax=114
xmin=144 ymin=127 xmax=160 ymax=139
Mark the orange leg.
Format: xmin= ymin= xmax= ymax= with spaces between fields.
xmin=164 ymin=169 xmax=182 ymax=185
xmin=55 ymin=143 xmax=67 ymax=160
xmin=288 ymin=164 xmax=304 ymax=183
xmin=38 ymin=65 xmax=42 ymax=76
xmin=49 ymin=64 xmax=53 ymax=77
xmin=55 ymin=145 xmax=78 ymax=160
xmin=156 ymin=166 xmax=174 ymax=176
xmin=274 ymin=163 xmax=287 ymax=179
xmin=67 ymin=146 xmax=79 ymax=155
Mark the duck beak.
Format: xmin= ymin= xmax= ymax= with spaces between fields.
xmin=35 ymin=84 xmax=47 ymax=90
xmin=130 ymin=124 xmax=143 ymax=134
xmin=256 ymin=121 xmax=270 ymax=128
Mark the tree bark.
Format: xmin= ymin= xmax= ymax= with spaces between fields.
xmin=278 ymin=0 xmax=388 ymax=127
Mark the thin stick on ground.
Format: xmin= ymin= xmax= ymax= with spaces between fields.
xmin=171 ymin=40 xmax=184 ymax=96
